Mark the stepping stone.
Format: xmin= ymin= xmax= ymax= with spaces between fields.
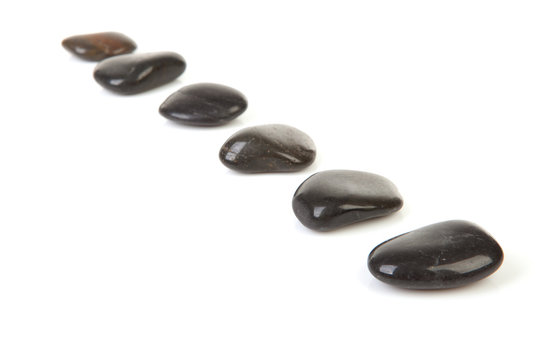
xmin=62 ymin=31 xmax=136 ymax=61
xmin=159 ymin=83 xmax=247 ymax=126
xmin=219 ymin=124 xmax=316 ymax=173
xmin=368 ymin=220 xmax=504 ymax=290
xmin=292 ymin=170 xmax=403 ymax=231
xmin=93 ymin=52 xmax=186 ymax=94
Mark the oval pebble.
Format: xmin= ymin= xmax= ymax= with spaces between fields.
xmin=367 ymin=220 xmax=504 ymax=290
xmin=292 ymin=170 xmax=403 ymax=231
xmin=219 ymin=124 xmax=316 ymax=173
xmin=159 ymin=83 xmax=247 ymax=126
xmin=93 ymin=52 xmax=186 ymax=94
xmin=62 ymin=31 xmax=136 ymax=61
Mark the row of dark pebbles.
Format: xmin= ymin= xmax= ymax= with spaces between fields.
xmin=62 ymin=31 xmax=504 ymax=290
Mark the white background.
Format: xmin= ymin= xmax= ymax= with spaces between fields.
xmin=0 ymin=1 xmax=538 ymax=359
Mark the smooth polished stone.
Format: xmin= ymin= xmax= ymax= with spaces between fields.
xmin=93 ymin=52 xmax=186 ymax=94
xmin=219 ymin=124 xmax=316 ymax=173
xmin=368 ymin=220 xmax=504 ymax=290
xmin=62 ymin=32 xmax=136 ymax=61
xmin=159 ymin=83 xmax=247 ymax=126
xmin=292 ymin=170 xmax=403 ymax=231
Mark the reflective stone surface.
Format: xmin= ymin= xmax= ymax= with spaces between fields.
xmin=62 ymin=32 xmax=136 ymax=61
xmin=292 ymin=170 xmax=403 ymax=231
xmin=368 ymin=220 xmax=504 ymax=290
xmin=219 ymin=124 xmax=316 ymax=173
xmin=93 ymin=52 xmax=186 ymax=94
xmin=159 ymin=83 xmax=247 ymax=126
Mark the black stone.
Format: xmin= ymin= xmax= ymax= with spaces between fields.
xmin=93 ymin=52 xmax=186 ymax=94
xmin=62 ymin=32 xmax=136 ymax=61
xmin=368 ymin=220 xmax=504 ymax=290
xmin=159 ymin=83 xmax=247 ymax=126
xmin=292 ymin=170 xmax=403 ymax=231
xmin=219 ymin=124 xmax=316 ymax=173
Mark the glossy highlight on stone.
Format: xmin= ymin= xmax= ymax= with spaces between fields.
xmin=93 ymin=52 xmax=186 ymax=94
xmin=159 ymin=83 xmax=247 ymax=126
xmin=62 ymin=32 xmax=136 ymax=61
xmin=219 ymin=124 xmax=316 ymax=173
xmin=292 ymin=170 xmax=403 ymax=231
xmin=368 ymin=220 xmax=504 ymax=290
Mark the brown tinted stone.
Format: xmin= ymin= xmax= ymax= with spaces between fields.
xmin=62 ymin=32 xmax=136 ymax=61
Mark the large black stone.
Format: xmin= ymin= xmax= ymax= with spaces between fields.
xmin=292 ymin=170 xmax=403 ymax=231
xmin=93 ymin=52 xmax=186 ymax=94
xmin=159 ymin=83 xmax=247 ymax=126
xmin=219 ymin=124 xmax=316 ymax=173
xmin=368 ymin=220 xmax=504 ymax=290
xmin=62 ymin=32 xmax=136 ymax=61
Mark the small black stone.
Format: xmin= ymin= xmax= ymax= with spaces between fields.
xmin=62 ymin=32 xmax=136 ymax=61
xmin=367 ymin=220 xmax=504 ymax=290
xmin=292 ymin=170 xmax=403 ymax=231
xmin=159 ymin=83 xmax=247 ymax=126
xmin=93 ymin=52 xmax=186 ymax=94
xmin=219 ymin=124 xmax=316 ymax=173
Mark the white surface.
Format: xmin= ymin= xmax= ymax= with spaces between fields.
xmin=0 ymin=1 xmax=538 ymax=359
